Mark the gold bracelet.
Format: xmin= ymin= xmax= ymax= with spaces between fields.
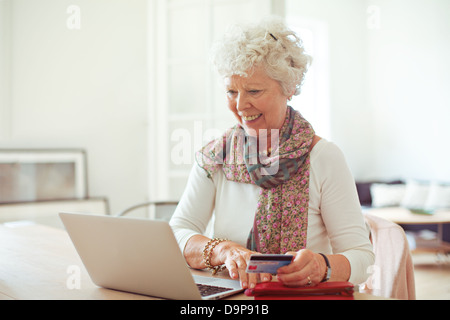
xmin=202 ymin=238 xmax=228 ymax=275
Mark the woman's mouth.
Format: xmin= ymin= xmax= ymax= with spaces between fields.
xmin=242 ymin=114 xmax=262 ymax=122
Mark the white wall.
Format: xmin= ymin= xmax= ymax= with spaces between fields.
xmin=287 ymin=0 xmax=450 ymax=182
xmin=287 ymin=0 xmax=373 ymax=179
xmin=0 ymin=0 xmax=12 ymax=139
xmin=368 ymin=0 xmax=450 ymax=182
xmin=2 ymin=0 xmax=449 ymax=217
xmin=0 ymin=0 xmax=148 ymax=214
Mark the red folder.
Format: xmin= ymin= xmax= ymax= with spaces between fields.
xmin=245 ymin=281 xmax=355 ymax=300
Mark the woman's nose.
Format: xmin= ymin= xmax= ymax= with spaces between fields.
xmin=236 ymin=93 xmax=249 ymax=112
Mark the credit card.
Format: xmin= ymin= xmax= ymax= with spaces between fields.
xmin=246 ymin=254 xmax=293 ymax=275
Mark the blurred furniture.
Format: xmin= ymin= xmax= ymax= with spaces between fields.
xmin=0 ymin=198 xmax=109 ymax=228
xmin=356 ymin=179 xmax=450 ymax=252
xmin=360 ymin=214 xmax=416 ymax=300
xmin=0 ymin=149 xmax=88 ymax=203
xmin=0 ymin=149 xmax=108 ymax=228
xmin=117 ymin=201 xmax=178 ymax=221
xmin=366 ymin=207 xmax=450 ymax=254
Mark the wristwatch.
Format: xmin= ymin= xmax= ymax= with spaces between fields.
xmin=319 ymin=253 xmax=331 ymax=282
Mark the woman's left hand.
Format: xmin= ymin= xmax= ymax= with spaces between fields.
xmin=276 ymin=249 xmax=327 ymax=287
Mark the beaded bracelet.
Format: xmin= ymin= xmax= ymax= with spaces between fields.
xmin=202 ymin=238 xmax=228 ymax=275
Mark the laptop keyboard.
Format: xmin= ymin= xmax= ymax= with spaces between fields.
xmin=196 ymin=283 xmax=233 ymax=297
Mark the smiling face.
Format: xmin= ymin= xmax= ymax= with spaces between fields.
xmin=225 ymin=67 xmax=290 ymax=139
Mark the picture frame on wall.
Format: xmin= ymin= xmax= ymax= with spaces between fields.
xmin=0 ymin=149 xmax=88 ymax=204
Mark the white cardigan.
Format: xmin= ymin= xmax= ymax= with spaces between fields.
xmin=170 ymin=139 xmax=374 ymax=284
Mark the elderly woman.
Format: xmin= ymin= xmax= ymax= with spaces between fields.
xmin=169 ymin=19 xmax=374 ymax=290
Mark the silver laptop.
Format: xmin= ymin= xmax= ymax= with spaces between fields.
xmin=59 ymin=212 xmax=243 ymax=300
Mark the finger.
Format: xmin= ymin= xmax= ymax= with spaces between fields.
xmin=247 ymin=272 xmax=259 ymax=289
xmin=278 ymin=267 xmax=310 ymax=286
xmin=277 ymin=250 xmax=314 ymax=286
xmin=225 ymin=259 xmax=239 ymax=280
xmin=277 ymin=251 xmax=301 ymax=274
xmin=260 ymin=273 xmax=272 ymax=282
xmin=235 ymin=256 xmax=250 ymax=288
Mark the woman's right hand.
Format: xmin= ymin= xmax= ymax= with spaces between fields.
xmin=213 ymin=241 xmax=272 ymax=289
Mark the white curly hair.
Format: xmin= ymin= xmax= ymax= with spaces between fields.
xmin=211 ymin=17 xmax=312 ymax=96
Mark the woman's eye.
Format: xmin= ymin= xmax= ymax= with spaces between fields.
xmin=226 ymin=90 xmax=261 ymax=97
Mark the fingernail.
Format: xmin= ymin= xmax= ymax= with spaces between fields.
xmin=250 ymin=283 xmax=255 ymax=289
xmin=242 ymin=282 xmax=248 ymax=288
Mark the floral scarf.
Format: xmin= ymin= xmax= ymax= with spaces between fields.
xmin=196 ymin=106 xmax=315 ymax=254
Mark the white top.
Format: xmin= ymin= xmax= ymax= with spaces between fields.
xmin=170 ymin=139 xmax=374 ymax=284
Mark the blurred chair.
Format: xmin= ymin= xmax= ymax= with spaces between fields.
xmin=360 ymin=214 xmax=416 ymax=300
xmin=117 ymin=201 xmax=178 ymax=221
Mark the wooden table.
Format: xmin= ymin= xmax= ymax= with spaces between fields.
xmin=365 ymin=207 xmax=450 ymax=253
xmin=0 ymin=223 xmax=385 ymax=300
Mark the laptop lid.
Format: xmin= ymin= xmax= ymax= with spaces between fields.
xmin=59 ymin=212 xmax=242 ymax=300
